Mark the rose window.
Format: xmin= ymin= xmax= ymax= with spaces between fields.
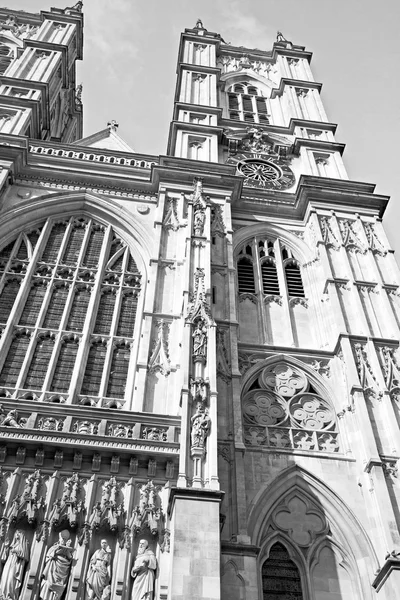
xmin=243 ymin=362 xmax=339 ymax=452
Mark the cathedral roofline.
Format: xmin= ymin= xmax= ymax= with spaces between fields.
xmin=74 ymin=126 xmax=135 ymax=152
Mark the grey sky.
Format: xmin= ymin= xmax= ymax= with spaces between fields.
xmin=11 ymin=0 xmax=400 ymax=256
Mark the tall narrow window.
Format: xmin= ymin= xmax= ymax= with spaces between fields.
xmin=0 ymin=218 xmax=142 ymax=407
xmin=236 ymin=238 xmax=305 ymax=300
xmin=262 ymin=542 xmax=303 ymax=599
xmin=227 ymin=82 xmax=271 ymax=124
xmin=285 ymin=260 xmax=305 ymax=297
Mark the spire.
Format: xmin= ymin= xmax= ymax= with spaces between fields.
xmin=63 ymin=1 xmax=83 ymax=14
xmin=194 ymin=18 xmax=207 ymax=32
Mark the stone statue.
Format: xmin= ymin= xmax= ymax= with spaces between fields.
xmin=86 ymin=539 xmax=112 ymax=600
xmin=191 ymin=406 xmax=211 ymax=448
xmin=192 ymin=320 xmax=207 ymax=357
xmin=40 ymin=530 xmax=74 ymax=600
xmin=0 ymin=530 xmax=30 ymax=600
xmin=131 ymin=540 xmax=157 ymax=600
xmin=2 ymin=410 xmax=22 ymax=428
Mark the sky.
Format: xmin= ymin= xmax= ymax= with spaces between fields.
xmin=11 ymin=0 xmax=400 ymax=255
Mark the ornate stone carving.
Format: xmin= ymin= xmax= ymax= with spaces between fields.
xmin=273 ymin=495 xmax=327 ymax=546
xmin=37 ymin=416 xmax=64 ymax=431
xmin=141 ymin=427 xmax=167 ymax=442
xmin=364 ymin=222 xmax=386 ymax=255
xmin=7 ymin=470 xmax=45 ymax=525
xmin=210 ymin=204 xmax=226 ymax=237
xmin=190 ymin=403 xmax=211 ymax=451
xmin=377 ymin=346 xmax=400 ymax=401
xmin=192 ymin=318 xmax=208 ymax=359
xmin=148 ymin=320 xmax=171 ymax=376
xmin=72 ymin=420 xmax=99 ymax=435
xmin=49 ymin=473 xmax=85 ymax=529
xmin=339 ymin=219 xmax=366 ymax=253
xmin=163 ymin=194 xmax=187 ymax=231
xmin=319 ymin=216 xmax=340 ymax=249
xmin=186 ymin=268 xmax=214 ymax=325
xmin=129 ymin=481 xmax=162 ymax=537
xmin=192 ymin=178 xmax=208 ymax=237
xmin=89 ymin=477 xmax=124 ymax=533
xmin=353 ymin=342 xmax=383 ymax=401
xmin=242 ymin=362 xmax=339 ymax=452
xmin=107 ymin=423 xmax=134 ymax=438
xmin=216 ymin=329 xmax=231 ymax=383
xmin=1 ymin=410 xmax=25 ymax=428
xmin=0 ymin=15 xmax=39 ymax=40
xmin=217 ymin=55 xmax=277 ymax=82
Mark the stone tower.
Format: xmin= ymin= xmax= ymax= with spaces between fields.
xmin=0 ymin=6 xmax=399 ymax=600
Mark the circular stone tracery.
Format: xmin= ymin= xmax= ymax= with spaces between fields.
xmin=242 ymin=362 xmax=339 ymax=452
xmin=237 ymin=159 xmax=281 ymax=183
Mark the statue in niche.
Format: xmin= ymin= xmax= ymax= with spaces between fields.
xmin=191 ymin=405 xmax=211 ymax=449
xmin=40 ymin=530 xmax=74 ymax=600
xmin=192 ymin=319 xmax=207 ymax=357
xmin=86 ymin=539 xmax=112 ymax=600
xmin=0 ymin=530 xmax=30 ymax=600
xmin=131 ymin=540 xmax=157 ymax=600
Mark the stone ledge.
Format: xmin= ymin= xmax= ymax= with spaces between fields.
xmin=168 ymin=486 xmax=225 ymax=517
xmin=221 ymin=541 xmax=260 ymax=556
xmin=372 ymin=557 xmax=400 ymax=592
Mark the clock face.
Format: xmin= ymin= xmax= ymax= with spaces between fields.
xmin=227 ymin=154 xmax=296 ymax=190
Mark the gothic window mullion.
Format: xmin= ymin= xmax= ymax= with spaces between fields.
xmin=0 ymin=329 xmax=32 ymax=390
xmin=0 ymin=223 xmax=49 ymax=345
xmin=276 ymin=240 xmax=295 ymax=346
xmin=59 ymin=276 xmax=79 ymax=332
xmin=253 ymin=237 xmax=270 ymax=344
xmin=41 ymin=281 xmax=71 ymax=330
xmin=40 ymin=219 xmax=69 ymax=264
xmin=40 ymin=331 xmax=63 ymax=393
xmin=98 ymin=338 xmax=115 ymax=399
xmin=69 ymin=225 xmax=113 ymax=402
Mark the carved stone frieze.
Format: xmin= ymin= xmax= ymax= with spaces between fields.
xmin=148 ymin=319 xmax=171 ymax=376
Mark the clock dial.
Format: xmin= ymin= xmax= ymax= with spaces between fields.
xmin=238 ymin=159 xmax=281 ymax=184
xmin=234 ymin=157 xmax=295 ymax=190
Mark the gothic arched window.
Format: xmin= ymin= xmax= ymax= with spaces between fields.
xmin=227 ymin=82 xmax=270 ymax=124
xmin=0 ymin=217 xmax=141 ymax=408
xmin=236 ymin=237 xmax=305 ymax=299
xmin=242 ymin=361 xmax=339 ymax=452
xmin=262 ymin=542 xmax=303 ymax=599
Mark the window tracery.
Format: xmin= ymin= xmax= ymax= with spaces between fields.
xmin=242 ymin=362 xmax=339 ymax=452
xmin=0 ymin=216 xmax=141 ymax=407
xmin=236 ymin=237 xmax=305 ymax=299
xmin=227 ymin=81 xmax=270 ymax=124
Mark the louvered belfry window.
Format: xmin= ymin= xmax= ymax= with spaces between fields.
xmin=236 ymin=237 xmax=305 ymax=300
xmin=0 ymin=217 xmax=141 ymax=407
xmin=227 ymin=82 xmax=271 ymax=124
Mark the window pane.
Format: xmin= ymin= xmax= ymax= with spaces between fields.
xmin=106 ymin=345 xmax=130 ymax=398
xmin=94 ymin=290 xmax=116 ymax=335
xmin=237 ymin=258 xmax=256 ymax=293
xmin=0 ymin=333 xmax=30 ymax=386
xmin=51 ymin=339 xmax=79 ymax=392
xmin=24 ymin=336 xmax=55 ymax=389
xmin=261 ymin=260 xmax=280 ymax=295
xmin=62 ymin=225 xmax=85 ymax=265
xmin=117 ymin=293 xmax=137 ymax=337
xmin=67 ymin=288 xmax=91 ymax=331
xmin=262 ymin=542 xmax=303 ymax=599
xmin=81 ymin=342 xmax=107 ymax=395
xmin=82 ymin=227 xmax=105 ymax=267
xmin=285 ymin=262 xmax=305 ymax=297
xmin=0 ymin=279 xmax=20 ymax=324
xmin=19 ymin=282 xmax=47 ymax=326
xmin=41 ymin=223 xmax=67 ymax=263
xmin=43 ymin=286 xmax=69 ymax=328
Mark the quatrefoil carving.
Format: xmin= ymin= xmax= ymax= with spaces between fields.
xmin=273 ymin=496 xmax=326 ymax=546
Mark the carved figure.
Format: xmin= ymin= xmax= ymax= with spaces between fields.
xmin=191 ymin=406 xmax=211 ymax=448
xmin=40 ymin=530 xmax=74 ymax=600
xmin=0 ymin=530 xmax=29 ymax=600
xmin=131 ymin=540 xmax=157 ymax=600
xmin=192 ymin=320 xmax=207 ymax=357
xmin=86 ymin=539 xmax=112 ymax=600
xmin=2 ymin=410 xmax=22 ymax=428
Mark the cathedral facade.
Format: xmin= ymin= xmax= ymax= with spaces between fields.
xmin=0 ymin=3 xmax=399 ymax=600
